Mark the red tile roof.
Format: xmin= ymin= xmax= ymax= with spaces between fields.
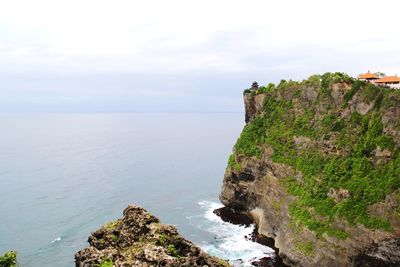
xmin=358 ymin=71 xmax=378 ymax=79
xmin=375 ymin=76 xmax=400 ymax=84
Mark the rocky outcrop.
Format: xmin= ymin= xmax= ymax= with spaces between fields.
xmin=244 ymin=93 xmax=265 ymax=123
xmin=75 ymin=205 xmax=230 ymax=267
xmin=355 ymin=238 xmax=400 ymax=267
xmin=220 ymin=75 xmax=400 ymax=267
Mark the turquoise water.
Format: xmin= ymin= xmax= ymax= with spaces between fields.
xmin=0 ymin=113 xmax=274 ymax=266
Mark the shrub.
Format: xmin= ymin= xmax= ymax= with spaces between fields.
xmin=0 ymin=251 xmax=17 ymax=267
xmin=295 ymin=241 xmax=316 ymax=257
xmin=99 ymin=257 xmax=113 ymax=267
xmin=228 ymin=154 xmax=241 ymax=172
xmin=166 ymin=244 xmax=180 ymax=258
xmin=243 ymin=89 xmax=252 ymax=95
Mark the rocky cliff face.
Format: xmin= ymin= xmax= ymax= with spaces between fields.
xmin=220 ymin=74 xmax=400 ymax=267
xmin=244 ymin=93 xmax=266 ymax=123
xmin=75 ymin=205 xmax=230 ymax=267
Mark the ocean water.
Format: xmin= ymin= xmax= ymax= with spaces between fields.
xmin=0 ymin=113 xmax=273 ymax=266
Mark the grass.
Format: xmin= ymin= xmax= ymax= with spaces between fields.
xmin=295 ymin=241 xmax=316 ymax=257
xmin=103 ymin=220 xmax=119 ymax=231
xmin=159 ymin=234 xmax=167 ymax=244
xmin=93 ymin=257 xmax=113 ymax=267
xmin=158 ymin=233 xmax=181 ymax=258
xmin=213 ymin=256 xmax=231 ymax=267
xmin=166 ymin=244 xmax=180 ymax=258
xmin=228 ymin=154 xmax=241 ymax=172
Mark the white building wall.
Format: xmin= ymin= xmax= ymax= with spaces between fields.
xmin=388 ymin=83 xmax=400 ymax=89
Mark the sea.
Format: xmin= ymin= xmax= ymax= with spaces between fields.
xmin=0 ymin=113 xmax=274 ymax=266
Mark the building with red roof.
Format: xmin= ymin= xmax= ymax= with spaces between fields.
xmin=375 ymin=75 xmax=400 ymax=89
xmin=357 ymin=71 xmax=379 ymax=82
xmin=357 ymin=71 xmax=400 ymax=89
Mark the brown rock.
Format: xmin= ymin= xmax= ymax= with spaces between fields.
xmin=244 ymin=93 xmax=265 ymax=123
xmin=75 ymin=205 xmax=230 ymax=267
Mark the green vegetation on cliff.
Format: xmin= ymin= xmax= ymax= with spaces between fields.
xmin=96 ymin=257 xmax=113 ymax=267
xmin=227 ymin=154 xmax=242 ymax=172
xmin=233 ymin=72 xmax=400 ymax=239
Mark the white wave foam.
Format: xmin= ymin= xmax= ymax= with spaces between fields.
xmin=51 ymin=237 xmax=61 ymax=243
xmin=197 ymin=200 xmax=274 ymax=267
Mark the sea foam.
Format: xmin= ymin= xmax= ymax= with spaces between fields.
xmin=197 ymin=200 xmax=274 ymax=267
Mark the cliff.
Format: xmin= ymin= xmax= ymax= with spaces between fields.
xmin=220 ymin=73 xmax=400 ymax=267
xmin=75 ymin=205 xmax=230 ymax=267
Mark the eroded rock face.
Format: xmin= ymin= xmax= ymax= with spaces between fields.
xmin=75 ymin=205 xmax=230 ymax=267
xmin=355 ymin=238 xmax=400 ymax=267
xmin=244 ymin=93 xmax=265 ymax=123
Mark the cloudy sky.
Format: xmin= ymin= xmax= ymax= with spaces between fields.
xmin=1 ymin=0 xmax=399 ymax=112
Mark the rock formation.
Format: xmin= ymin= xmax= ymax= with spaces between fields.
xmin=220 ymin=73 xmax=400 ymax=267
xmin=75 ymin=205 xmax=230 ymax=267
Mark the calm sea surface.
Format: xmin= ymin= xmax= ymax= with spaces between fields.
xmin=0 ymin=113 xmax=273 ymax=266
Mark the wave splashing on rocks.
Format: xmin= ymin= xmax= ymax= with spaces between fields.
xmin=196 ymin=201 xmax=277 ymax=267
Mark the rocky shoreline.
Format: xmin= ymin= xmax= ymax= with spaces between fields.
xmin=75 ymin=205 xmax=230 ymax=267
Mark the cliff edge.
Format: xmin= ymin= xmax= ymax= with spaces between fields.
xmin=75 ymin=205 xmax=230 ymax=267
xmin=220 ymin=73 xmax=400 ymax=267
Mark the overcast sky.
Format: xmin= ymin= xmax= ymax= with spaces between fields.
xmin=1 ymin=0 xmax=399 ymax=112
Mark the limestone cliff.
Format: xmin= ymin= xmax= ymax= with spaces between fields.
xmin=220 ymin=73 xmax=400 ymax=267
xmin=75 ymin=205 xmax=230 ymax=267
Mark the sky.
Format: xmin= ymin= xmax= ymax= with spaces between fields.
xmin=1 ymin=0 xmax=400 ymax=112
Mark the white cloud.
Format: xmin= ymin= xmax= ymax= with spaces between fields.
xmin=0 ymin=0 xmax=399 ymax=111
